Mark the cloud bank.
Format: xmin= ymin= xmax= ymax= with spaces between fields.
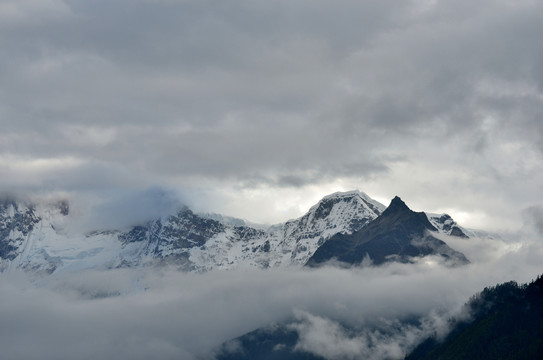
xmin=0 ymin=0 xmax=542 ymax=227
xmin=2 ymin=229 xmax=542 ymax=360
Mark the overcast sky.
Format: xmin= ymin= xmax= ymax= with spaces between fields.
xmin=1 ymin=0 xmax=543 ymax=230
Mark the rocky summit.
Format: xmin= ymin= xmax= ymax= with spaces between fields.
xmin=306 ymin=196 xmax=469 ymax=267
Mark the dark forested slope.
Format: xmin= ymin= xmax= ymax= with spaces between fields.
xmin=407 ymin=275 xmax=543 ymax=360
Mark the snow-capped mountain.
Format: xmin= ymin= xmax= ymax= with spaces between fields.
xmin=190 ymin=190 xmax=385 ymax=271
xmin=117 ymin=190 xmax=387 ymax=271
xmin=0 ymin=190 xmax=387 ymax=274
xmin=306 ymin=196 xmax=470 ymax=267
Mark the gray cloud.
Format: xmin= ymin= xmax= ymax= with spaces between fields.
xmin=0 ymin=266 xmax=468 ymax=360
xmin=522 ymin=206 xmax=543 ymax=236
xmin=1 ymin=0 xmax=542 ymax=228
xmin=289 ymin=310 xmax=445 ymax=360
xmin=82 ymin=186 xmax=185 ymax=230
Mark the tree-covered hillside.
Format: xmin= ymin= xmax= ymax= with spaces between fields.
xmin=407 ymin=275 xmax=543 ymax=360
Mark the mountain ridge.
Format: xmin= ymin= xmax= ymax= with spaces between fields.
xmin=306 ymin=196 xmax=469 ymax=267
xmin=0 ymin=190 xmax=390 ymax=274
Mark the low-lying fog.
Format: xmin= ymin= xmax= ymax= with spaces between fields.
xmin=2 ymin=229 xmax=542 ymax=360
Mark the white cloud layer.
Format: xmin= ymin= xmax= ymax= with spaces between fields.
xmin=1 ymin=228 xmax=542 ymax=359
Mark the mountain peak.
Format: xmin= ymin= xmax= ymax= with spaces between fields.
xmin=381 ymin=196 xmax=438 ymax=232
xmin=311 ymin=190 xmax=386 ymax=214
xmin=322 ymin=190 xmax=368 ymax=200
xmin=305 ymin=194 xmax=468 ymax=267
xmin=391 ymin=195 xmax=406 ymax=205
xmin=302 ymin=190 xmax=385 ymax=225
xmin=382 ymin=196 xmax=410 ymax=215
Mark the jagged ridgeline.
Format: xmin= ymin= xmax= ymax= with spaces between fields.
xmin=0 ymin=191 xmax=470 ymax=274
xmin=305 ymin=196 xmax=469 ymax=267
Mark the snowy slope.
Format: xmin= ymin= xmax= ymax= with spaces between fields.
xmin=0 ymin=199 xmax=122 ymax=274
xmin=0 ymin=191 xmax=476 ymax=275
xmin=426 ymin=213 xmax=469 ymax=238
xmin=0 ymin=191 xmax=385 ymax=274
xmin=189 ymin=190 xmax=386 ymax=271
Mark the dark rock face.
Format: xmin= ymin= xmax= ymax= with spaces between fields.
xmin=119 ymin=207 xmax=227 ymax=254
xmin=216 ymin=324 xmax=325 ymax=360
xmin=119 ymin=226 xmax=148 ymax=243
xmin=57 ymin=200 xmax=70 ymax=216
xmin=306 ymin=196 xmax=469 ymax=267
xmin=161 ymin=208 xmax=225 ymax=247
xmin=313 ymin=198 xmax=335 ymax=220
xmin=233 ymin=226 xmax=267 ymax=241
xmin=431 ymin=214 xmax=468 ymax=238
xmin=450 ymin=226 xmax=468 ymax=238
xmin=0 ymin=201 xmax=41 ymax=260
